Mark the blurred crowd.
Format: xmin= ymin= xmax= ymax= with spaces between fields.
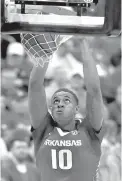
xmin=1 ymin=33 xmax=121 ymax=181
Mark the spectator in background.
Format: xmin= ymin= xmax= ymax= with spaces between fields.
xmin=5 ymin=127 xmax=32 ymax=162
xmin=100 ymin=50 xmax=121 ymax=104
xmin=1 ymin=42 xmax=32 ymax=126
xmin=100 ymin=133 xmax=121 ymax=181
xmin=6 ymin=42 xmax=32 ymax=72
xmin=1 ymin=127 xmax=41 ymax=181
xmin=108 ymin=85 xmax=121 ymax=137
xmin=99 ymin=138 xmax=121 ymax=181
xmin=1 ymin=94 xmax=29 ymax=127
xmin=6 ymin=42 xmax=26 ymax=68
xmin=104 ymin=119 xmax=118 ymax=144
xmin=2 ymin=42 xmax=25 ymax=98
xmin=2 ymin=42 xmax=32 ymax=99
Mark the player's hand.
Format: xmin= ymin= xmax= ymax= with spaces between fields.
xmin=79 ymin=37 xmax=93 ymax=61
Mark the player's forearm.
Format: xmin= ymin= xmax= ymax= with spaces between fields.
xmin=28 ymin=62 xmax=49 ymax=128
xmin=81 ymin=40 xmax=101 ymax=94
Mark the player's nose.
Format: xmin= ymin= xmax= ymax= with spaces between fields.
xmin=57 ymin=101 xmax=64 ymax=108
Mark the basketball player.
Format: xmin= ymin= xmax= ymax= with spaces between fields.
xmin=28 ymin=38 xmax=104 ymax=181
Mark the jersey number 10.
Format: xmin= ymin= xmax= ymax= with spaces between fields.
xmin=51 ymin=149 xmax=72 ymax=170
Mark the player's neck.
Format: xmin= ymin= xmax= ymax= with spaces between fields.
xmin=60 ymin=121 xmax=76 ymax=132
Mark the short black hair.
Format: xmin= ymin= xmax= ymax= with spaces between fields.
xmin=53 ymin=88 xmax=79 ymax=105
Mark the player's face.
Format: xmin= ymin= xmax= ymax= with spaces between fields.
xmin=51 ymin=91 xmax=78 ymax=127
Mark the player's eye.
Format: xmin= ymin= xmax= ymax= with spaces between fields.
xmin=64 ymin=99 xmax=70 ymax=104
xmin=53 ymin=99 xmax=59 ymax=104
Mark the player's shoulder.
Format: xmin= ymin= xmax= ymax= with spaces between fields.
xmin=31 ymin=111 xmax=54 ymax=134
xmin=31 ymin=112 xmax=55 ymax=154
xmin=78 ymin=117 xmax=105 ymax=143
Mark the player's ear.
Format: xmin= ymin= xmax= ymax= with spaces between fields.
xmin=75 ymin=105 xmax=79 ymax=113
xmin=49 ymin=105 xmax=52 ymax=112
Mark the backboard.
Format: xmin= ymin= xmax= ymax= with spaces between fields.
xmin=1 ymin=0 xmax=121 ymax=36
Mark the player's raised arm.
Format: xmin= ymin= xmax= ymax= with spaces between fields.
xmin=81 ymin=38 xmax=104 ymax=132
xmin=28 ymin=61 xmax=49 ymax=129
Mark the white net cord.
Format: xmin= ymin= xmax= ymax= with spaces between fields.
xmin=21 ymin=32 xmax=72 ymax=67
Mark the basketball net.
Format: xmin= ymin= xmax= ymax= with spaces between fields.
xmin=21 ymin=33 xmax=71 ymax=67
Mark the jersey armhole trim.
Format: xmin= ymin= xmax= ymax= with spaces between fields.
xmin=30 ymin=111 xmax=54 ymax=133
xmin=93 ymin=126 xmax=102 ymax=134
xmin=30 ymin=126 xmax=35 ymax=132
xmin=92 ymin=118 xmax=104 ymax=134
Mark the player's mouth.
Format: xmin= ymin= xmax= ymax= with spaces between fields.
xmin=56 ymin=109 xmax=64 ymax=113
